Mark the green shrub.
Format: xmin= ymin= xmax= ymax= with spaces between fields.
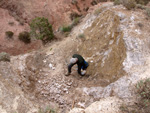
xmin=18 ymin=31 xmax=31 ymax=44
xmin=0 ymin=52 xmax=10 ymax=62
xmin=136 ymin=4 xmax=146 ymax=10
xmin=60 ymin=17 xmax=81 ymax=34
xmin=113 ymin=0 xmax=149 ymax=7
xmin=77 ymin=33 xmax=85 ymax=38
xmin=114 ymin=0 xmax=121 ymax=5
xmin=71 ymin=0 xmax=78 ymax=5
xmin=146 ymin=8 xmax=150 ymax=17
xmin=135 ymin=0 xmax=149 ymax=5
xmin=71 ymin=17 xmax=80 ymax=26
xmin=38 ymin=106 xmax=56 ymax=113
xmin=30 ymin=17 xmax=54 ymax=42
xmin=60 ymin=25 xmax=72 ymax=32
xmin=5 ymin=31 xmax=14 ymax=38
xmin=123 ymin=0 xmax=136 ymax=10
xmin=137 ymin=79 xmax=150 ymax=102
xmin=70 ymin=12 xmax=81 ymax=20
xmin=120 ymin=78 xmax=150 ymax=113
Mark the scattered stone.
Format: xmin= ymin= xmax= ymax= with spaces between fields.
xmin=49 ymin=63 xmax=55 ymax=70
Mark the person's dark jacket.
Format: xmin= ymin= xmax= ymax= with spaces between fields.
xmin=68 ymin=54 xmax=85 ymax=75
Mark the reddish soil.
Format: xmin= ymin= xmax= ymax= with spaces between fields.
xmin=0 ymin=0 xmax=101 ymax=55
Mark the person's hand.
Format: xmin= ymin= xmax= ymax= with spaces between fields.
xmin=81 ymin=70 xmax=86 ymax=76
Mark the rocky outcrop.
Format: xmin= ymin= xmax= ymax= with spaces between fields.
xmin=0 ymin=69 xmax=39 ymax=113
xmin=68 ymin=2 xmax=150 ymax=113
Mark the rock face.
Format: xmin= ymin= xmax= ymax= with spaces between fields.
xmin=78 ymin=9 xmax=126 ymax=85
xmin=69 ymin=2 xmax=150 ymax=113
xmin=0 ymin=71 xmax=39 ymax=113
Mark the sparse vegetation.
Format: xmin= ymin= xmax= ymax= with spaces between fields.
xmin=77 ymin=33 xmax=85 ymax=38
xmin=5 ymin=31 xmax=14 ymax=38
xmin=38 ymin=106 xmax=56 ymax=113
xmin=135 ymin=0 xmax=149 ymax=5
xmin=18 ymin=31 xmax=31 ymax=44
xmin=0 ymin=52 xmax=10 ymax=62
xmin=113 ymin=0 xmax=149 ymax=10
xmin=30 ymin=17 xmax=54 ymax=42
xmin=60 ymin=25 xmax=72 ymax=33
xmin=71 ymin=0 xmax=78 ymax=5
xmin=91 ymin=0 xmax=97 ymax=6
xmin=137 ymin=78 xmax=150 ymax=107
xmin=123 ymin=0 xmax=136 ymax=10
xmin=114 ymin=0 xmax=121 ymax=5
xmin=120 ymin=78 xmax=150 ymax=113
xmin=136 ymin=4 xmax=146 ymax=10
xmin=8 ymin=21 xmax=14 ymax=26
xmin=70 ymin=12 xmax=81 ymax=20
xmin=60 ymin=17 xmax=81 ymax=33
xmin=94 ymin=6 xmax=107 ymax=15
xmin=71 ymin=17 xmax=80 ymax=26
xmin=146 ymin=8 xmax=150 ymax=17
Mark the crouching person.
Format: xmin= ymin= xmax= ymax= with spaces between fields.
xmin=65 ymin=54 xmax=88 ymax=76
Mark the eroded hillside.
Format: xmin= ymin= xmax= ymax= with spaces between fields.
xmin=0 ymin=0 xmax=98 ymax=55
xmin=0 ymin=1 xmax=150 ymax=113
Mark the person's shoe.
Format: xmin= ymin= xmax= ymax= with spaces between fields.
xmin=65 ymin=72 xmax=70 ymax=76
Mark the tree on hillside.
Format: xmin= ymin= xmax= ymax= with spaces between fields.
xmin=30 ymin=17 xmax=54 ymax=42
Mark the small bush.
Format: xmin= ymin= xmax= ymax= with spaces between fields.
xmin=77 ymin=33 xmax=85 ymax=38
xmin=8 ymin=21 xmax=14 ymax=26
xmin=71 ymin=0 xmax=78 ymax=5
xmin=71 ymin=17 xmax=80 ymax=26
xmin=137 ymin=79 xmax=150 ymax=102
xmin=136 ymin=4 xmax=146 ymax=10
xmin=91 ymin=0 xmax=97 ymax=6
xmin=70 ymin=12 xmax=81 ymax=20
xmin=135 ymin=0 xmax=149 ymax=5
xmin=60 ymin=25 xmax=72 ymax=33
xmin=18 ymin=31 xmax=31 ymax=44
xmin=30 ymin=17 xmax=54 ymax=42
xmin=114 ymin=0 xmax=121 ymax=5
xmin=0 ymin=52 xmax=10 ymax=62
xmin=146 ymin=8 xmax=150 ymax=17
xmin=120 ymin=78 xmax=150 ymax=113
xmin=60 ymin=17 xmax=81 ymax=34
xmin=94 ymin=6 xmax=107 ymax=15
xmin=5 ymin=31 xmax=14 ymax=38
xmin=38 ymin=106 xmax=56 ymax=113
xmin=123 ymin=0 xmax=136 ymax=10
